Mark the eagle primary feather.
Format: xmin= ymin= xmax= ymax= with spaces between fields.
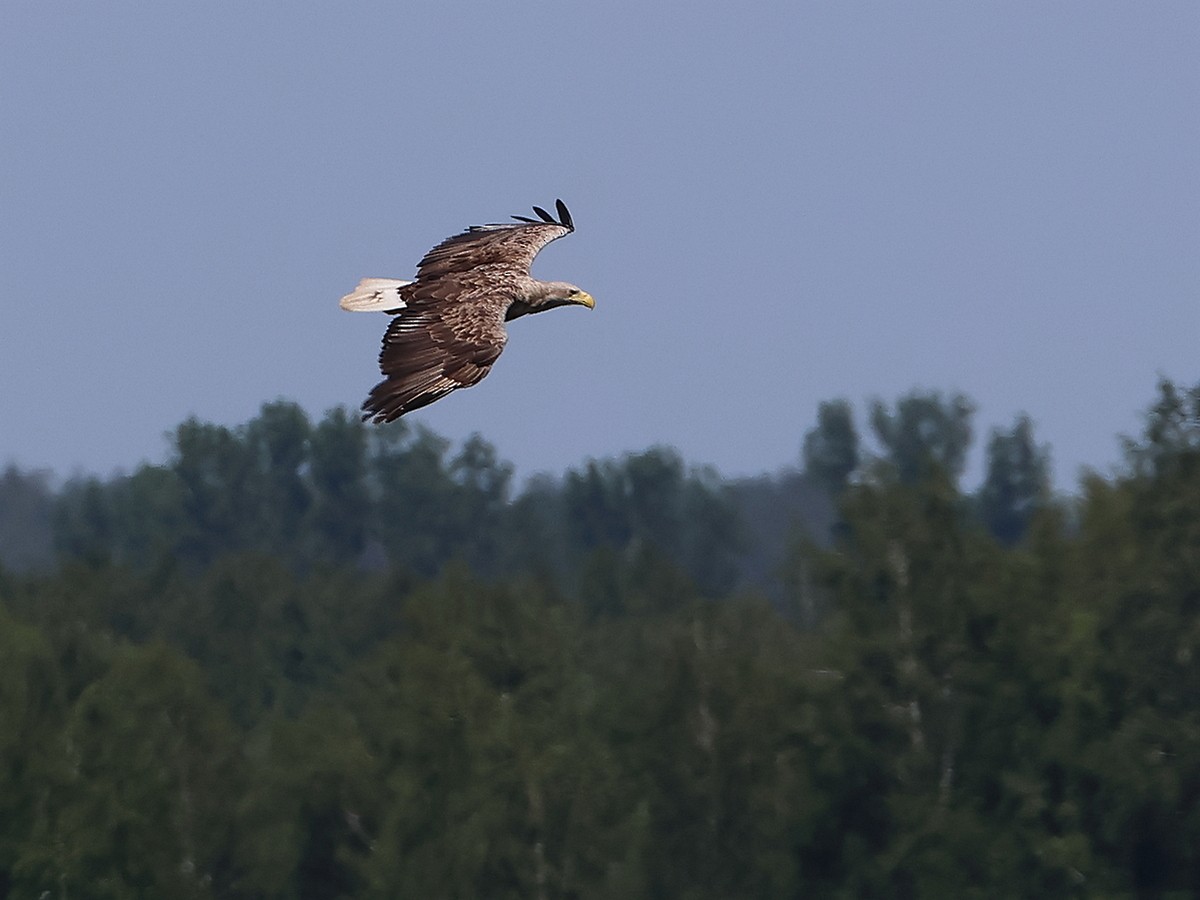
xmin=341 ymin=200 xmax=594 ymax=423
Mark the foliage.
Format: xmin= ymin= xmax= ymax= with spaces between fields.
xmin=802 ymin=399 xmax=860 ymax=496
xmin=869 ymin=390 xmax=975 ymax=485
xmin=976 ymin=414 xmax=1051 ymax=544
xmin=35 ymin=404 xmax=744 ymax=598
xmin=1 ymin=382 xmax=1199 ymax=895
xmin=0 ymin=466 xmax=55 ymax=572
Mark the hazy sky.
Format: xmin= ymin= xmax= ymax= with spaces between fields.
xmin=3 ymin=3 xmax=1197 ymax=489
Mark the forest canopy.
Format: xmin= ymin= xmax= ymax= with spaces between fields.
xmin=0 ymin=380 xmax=1198 ymax=898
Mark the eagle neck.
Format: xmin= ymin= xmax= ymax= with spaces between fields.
xmin=515 ymin=277 xmax=559 ymax=304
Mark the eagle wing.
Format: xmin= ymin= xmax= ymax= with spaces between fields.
xmin=362 ymin=292 xmax=509 ymax=423
xmin=413 ymin=220 xmax=572 ymax=281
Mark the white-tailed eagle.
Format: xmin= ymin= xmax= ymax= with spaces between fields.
xmin=341 ymin=200 xmax=593 ymax=422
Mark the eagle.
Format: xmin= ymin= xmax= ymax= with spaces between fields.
xmin=340 ymin=199 xmax=594 ymax=423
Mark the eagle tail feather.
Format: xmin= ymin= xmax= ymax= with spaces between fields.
xmin=339 ymin=278 xmax=411 ymax=313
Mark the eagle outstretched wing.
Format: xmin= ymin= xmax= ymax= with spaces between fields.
xmin=362 ymin=302 xmax=507 ymax=422
xmin=413 ymin=202 xmax=573 ymax=282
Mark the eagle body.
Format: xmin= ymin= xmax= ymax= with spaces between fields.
xmin=341 ymin=200 xmax=593 ymax=423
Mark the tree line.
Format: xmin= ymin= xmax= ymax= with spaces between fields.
xmin=1 ymin=388 xmax=1046 ymax=590
xmin=0 ymin=381 xmax=1197 ymax=897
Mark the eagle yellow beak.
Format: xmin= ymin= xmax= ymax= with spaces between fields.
xmin=574 ymin=291 xmax=595 ymax=309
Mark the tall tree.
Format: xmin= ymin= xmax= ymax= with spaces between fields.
xmin=870 ymin=391 xmax=975 ymax=484
xmin=802 ymin=399 xmax=860 ymax=495
xmin=1052 ymin=378 xmax=1200 ymax=894
xmin=562 ymin=460 xmax=632 ymax=554
xmin=235 ymin=706 xmax=376 ymax=900
xmin=0 ymin=465 xmax=55 ymax=571
xmin=805 ymin=466 xmax=1099 ymax=894
xmin=171 ymin=417 xmax=258 ymax=566
xmin=308 ymin=407 xmax=371 ymax=565
xmin=52 ymin=477 xmax=115 ymax=566
xmin=0 ymin=602 xmax=64 ymax=895
xmin=16 ymin=643 xmax=240 ymax=899
xmin=345 ymin=571 xmax=630 ymax=899
xmin=244 ymin=401 xmax=313 ymax=557
xmin=447 ymin=433 xmax=515 ymax=574
xmin=368 ymin=426 xmax=515 ymax=577
xmin=976 ymin=414 xmax=1050 ymax=544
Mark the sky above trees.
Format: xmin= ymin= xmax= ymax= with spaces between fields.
xmin=2 ymin=4 xmax=1197 ymax=487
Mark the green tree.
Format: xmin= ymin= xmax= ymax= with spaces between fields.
xmin=53 ymin=466 xmax=187 ymax=569
xmin=345 ymin=570 xmax=634 ymax=899
xmin=976 ymin=414 xmax=1050 ymax=544
xmin=806 ymin=466 xmax=1102 ymax=895
xmin=171 ymin=417 xmax=259 ymax=566
xmin=446 ymin=433 xmax=515 ymax=574
xmin=560 ymin=451 xmax=741 ymax=599
xmin=16 ymin=643 xmax=240 ymax=899
xmin=678 ymin=468 xmax=741 ymax=597
xmin=371 ymin=423 xmax=470 ymax=575
xmin=494 ymin=474 xmax=569 ymax=581
xmin=870 ymin=391 xmax=975 ymax=484
xmin=803 ymin=399 xmax=860 ymax=495
xmin=243 ymin=400 xmax=313 ymax=557
xmin=0 ymin=465 xmax=55 ymax=571
xmin=1049 ymin=379 xmax=1200 ymax=894
xmin=0 ymin=601 xmax=64 ymax=894
xmin=235 ymin=706 xmax=377 ymax=900
xmin=157 ymin=554 xmax=383 ymax=725
xmin=562 ymin=459 xmax=632 ymax=553
xmin=1125 ymin=377 xmax=1200 ymax=480
xmin=308 ymin=407 xmax=372 ymax=565
xmin=53 ymin=476 xmax=115 ymax=566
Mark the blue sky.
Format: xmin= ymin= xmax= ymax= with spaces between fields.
xmin=3 ymin=3 xmax=1197 ymax=489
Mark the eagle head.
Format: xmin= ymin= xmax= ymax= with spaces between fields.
xmin=541 ymin=281 xmax=595 ymax=310
xmin=508 ymin=280 xmax=595 ymax=320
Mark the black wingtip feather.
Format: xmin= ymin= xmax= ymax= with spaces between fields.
xmin=556 ymin=199 xmax=573 ymax=230
xmin=511 ymin=201 xmax=574 ymax=230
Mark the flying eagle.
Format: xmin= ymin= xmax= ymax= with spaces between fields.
xmin=341 ymin=199 xmax=594 ymax=423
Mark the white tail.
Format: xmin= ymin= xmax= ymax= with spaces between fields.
xmin=339 ymin=277 xmax=412 ymax=313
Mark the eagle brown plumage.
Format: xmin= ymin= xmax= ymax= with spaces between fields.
xmin=340 ymin=200 xmax=594 ymax=423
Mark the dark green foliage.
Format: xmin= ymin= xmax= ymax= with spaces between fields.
xmin=870 ymin=390 xmax=975 ymax=485
xmin=1 ymin=382 xmax=1200 ymax=896
xmin=560 ymin=449 xmax=740 ymax=598
xmin=0 ymin=465 xmax=55 ymax=571
xmin=726 ymin=471 xmax=836 ymax=612
xmin=35 ymin=404 xmax=746 ymax=595
xmin=308 ymin=407 xmax=372 ymax=563
xmin=977 ymin=414 xmax=1050 ymax=544
xmin=14 ymin=642 xmax=240 ymax=899
xmin=0 ymin=600 xmax=64 ymax=892
xmin=371 ymin=423 xmax=480 ymax=576
xmin=803 ymin=398 xmax=860 ymax=495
